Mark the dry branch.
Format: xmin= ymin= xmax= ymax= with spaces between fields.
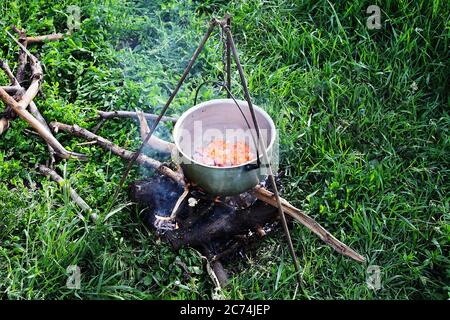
xmin=26 ymin=33 xmax=64 ymax=44
xmin=0 ymin=29 xmax=85 ymax=160
xmin=29 ymin=101 xmax=56 ymax=164
xmin=11 ymin=25 xmax=28 ymax=84
xmin=251 ymin=186 xmax=366 ymax=262
xmin=50 ymin=121 xmax=185 ymax=186
xmin=95 ymin=110 xmax=178 ymax=123
xmin=0 ymin=59 xmax=22 ymax=133
xmin=0 ymin=118 xmax=9 ymax=133
xmin=0 ymin=88 xmax=86 ymax=160
xmin=38 ymin=164 xmax=97 ymax=221
xmin=0 ymin=85 xmax=22 ymax=94
xmin=0 ymin=59 xmax=19 ymax=86
xmin=17 ymin=55 xmax=42 ymax=109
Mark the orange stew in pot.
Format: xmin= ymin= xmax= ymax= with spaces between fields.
xmin=193 ymin=139 xmax=255 ymax=167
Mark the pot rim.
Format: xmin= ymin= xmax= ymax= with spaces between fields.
xmin=173 ymin=98 xmax=276 ymax=170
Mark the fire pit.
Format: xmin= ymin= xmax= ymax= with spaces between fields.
xmin=173 ymin=98 xmax=276 ymax=196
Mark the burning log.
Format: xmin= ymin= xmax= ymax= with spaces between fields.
xmin=128 ymin=175 xmax=278 ymax=288
xmin=128 ymin=175 xmax=278 ymax=249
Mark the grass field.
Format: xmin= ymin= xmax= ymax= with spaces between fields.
xmin=0 ymin=0 xmax=448 ymax=299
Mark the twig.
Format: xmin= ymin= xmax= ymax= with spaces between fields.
xmin=50 ymin=121 xmax=185 ymax=186
xmin=202 ymin=247 xmax=229 ymax=290
xmin=0 ymin=59 xmax=22 ymax=133
xmin=0 ymin=85 xmax=22 ymax=94
xmin=25 ymin=33 xmax=64 ymax=44
xmin=38 ymin=164 xmax=97 ymax=221
xmin=170 ymin=186 xmax=189 ymax=219
xmin=93 ymin=110 xmax=178 ymax=123
xmin=91 ymin=118 xmax=106 ymax=134
xmin=10 ymin=25 xmax=28 ymax=84
xmin=0 ymin=59 xmax=19 ymax=86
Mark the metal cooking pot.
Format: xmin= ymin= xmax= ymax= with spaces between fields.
xmin=173 ymin=99 xmax=276 ymax=195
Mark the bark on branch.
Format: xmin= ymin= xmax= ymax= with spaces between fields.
xmin=95 ymin=110 xmax=178 ymax=123
xmin=0 ymin=88 xmax=87 ymax=160
xmin=10 ymin=25 xmax=28 ymax=84
xmin=26 ymin=33 xmax=64 ymax=44
xmin=50 ymin=121 xmax=184 ymax=186
xmin=0 ymin=59 xmax=19 ymax=86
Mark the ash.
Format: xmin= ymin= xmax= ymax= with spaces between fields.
xmin=128 ymin=174 xmax=283 ymax=261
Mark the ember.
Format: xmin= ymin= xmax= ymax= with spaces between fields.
xmin=193 ymin=139 xmax=255 ymax=167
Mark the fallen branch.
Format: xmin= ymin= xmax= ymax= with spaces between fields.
xmin=50 ymin=121 xmax=185 ymax=186
xmin=94 ymin=110 xmax=178 ymax=123
xmin=0 ymin=60 xmax=19 ymax=133
xmin=38 ymin=164 xmax=97 ymax=221
xmin=10 ymin=25 xmax=28 ymax=85
xmin=17 ymin=54 xmax=42 ymax=109
xmin=0 ymin=118 xmax=9 ymax=133
xmin=29 ymin=101 xmax=56 ymax=164
xmin=0 ymin=59 xmax=19 ymax=86
xmin=251 ymin=186 xmax=366 ymax=262
xmin=0 ymin=88 xmax=87 ymax=160
xmin=0 ymin=85 xmax=22 ymax=94
xmin=25 ymin=33 xmax=64 ymax=44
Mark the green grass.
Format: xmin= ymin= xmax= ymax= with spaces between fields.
xmin=0 ymin=0 xmax=448 ymax=299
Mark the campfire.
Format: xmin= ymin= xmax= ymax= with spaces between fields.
xmin=0 ymin=18 xmax=365 ymax=289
